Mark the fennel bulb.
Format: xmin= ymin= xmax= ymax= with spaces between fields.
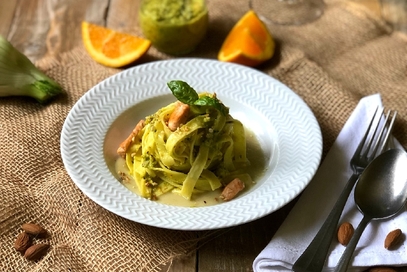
xmin=0 ymin=35 xmax=63 ymax=103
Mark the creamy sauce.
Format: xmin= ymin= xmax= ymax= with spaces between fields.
xmin=138 ymin=0 xmax=208 ymax=55
xmin=115 ymin=129 xmax=267 ymax=207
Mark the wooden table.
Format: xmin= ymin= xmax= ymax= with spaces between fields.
xmin=0 ymin=0 xmax=387 ymax=271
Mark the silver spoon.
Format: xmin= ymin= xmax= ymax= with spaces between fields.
xmin=335 ymin=148 xmax=407 ymax=272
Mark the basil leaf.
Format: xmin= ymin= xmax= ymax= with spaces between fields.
xmin=167 ymin=80 xmax=199 ymax=104
xmin=194 ymin=96 xmax=229 ymax=116
xmin=167 ymin=80 xmax=229 ymax=116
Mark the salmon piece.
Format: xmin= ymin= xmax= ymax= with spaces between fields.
xmin=220 ymin=178 xmax=245 ymax=201
xmin=117 ymin=119 xmax=145 ymax=158
xmin=168 ymin=102 xmax=190 ymax=131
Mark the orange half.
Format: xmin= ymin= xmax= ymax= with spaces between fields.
xmin=218 ymin=10 xmax=275 ymax=67
xmin=82 ymin=21 xmax=151 ymax=68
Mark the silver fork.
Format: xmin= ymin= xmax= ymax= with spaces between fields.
xmin=292 ymin=107 xmax=397 ymax=272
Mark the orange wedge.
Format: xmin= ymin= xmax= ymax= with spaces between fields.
xmin=81 ymin=21 xmax=151 ymax=68
xmin=218 ymin=10 xmax=275 ymax=67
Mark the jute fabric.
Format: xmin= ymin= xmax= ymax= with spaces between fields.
xmin=1 ymin=0 xmax=407 ymax=271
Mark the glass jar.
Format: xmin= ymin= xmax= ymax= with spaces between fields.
xmin=139 ymin=0 xmax=209 ymax=55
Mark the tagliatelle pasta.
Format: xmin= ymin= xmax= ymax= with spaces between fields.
xmin=118 ymin=80 xmax=251 ymax=201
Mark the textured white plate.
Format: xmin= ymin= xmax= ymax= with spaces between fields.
xmin=61 ymin=58 xmax=322 ymax=230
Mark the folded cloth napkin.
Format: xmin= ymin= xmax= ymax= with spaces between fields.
xmin=253 ymin=94 xmax=407 ymax=272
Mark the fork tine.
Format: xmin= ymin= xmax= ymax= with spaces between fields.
xmin=369 ymin=109 xmax=397 ymax=158
xmin=355 ymin=106 xmax=381 ymax=158
xmin=368 ymin=109 xmax=390 ymax=156
xmin=378 ymin=110 xmax=397 ymax=153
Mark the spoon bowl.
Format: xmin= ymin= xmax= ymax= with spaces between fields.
xmin=335 ymin=149 xmax=407 ymax=272
xmin=355 ymin=148 xmax=407 ymax=219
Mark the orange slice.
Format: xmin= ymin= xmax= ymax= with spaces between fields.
xmin=82 ymin=21 xmax=151 ymax=68
xmin=218 ymin=10 xmax=275 ymax=67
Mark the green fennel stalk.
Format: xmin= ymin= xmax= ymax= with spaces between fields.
xmin=0 ymin=35 xmax=63 ymax=103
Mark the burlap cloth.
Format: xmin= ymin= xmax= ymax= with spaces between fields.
xmin=1 ymin=0 xmax=407 ymax=271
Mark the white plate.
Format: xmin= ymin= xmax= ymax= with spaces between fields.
xmin=61 ymin=58 xmax=322 ymax=230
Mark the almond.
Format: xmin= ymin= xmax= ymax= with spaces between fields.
xmin=14 ymin=232 xmax=32 ymax=252
xmin=21 ymin=223 xmax=47 ymax=238
xmin=384 ymin=228 xmax=403 ymax=250
xmin=366 ymin=267 xmax=397 ymax=272
xmin=337 ymin=222 xmax=354 ymax=246
xmin=24 ymin=243 xmax=50 ymax=261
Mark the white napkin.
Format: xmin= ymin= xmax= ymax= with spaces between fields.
xmin=253 ymin=94 xmax=407 ymax=272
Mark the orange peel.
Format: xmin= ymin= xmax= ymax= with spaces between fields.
xmin=218 ymin=10 xmax=275 ymax=67
xmin=82 ymin=21 xmax=151 ymax=68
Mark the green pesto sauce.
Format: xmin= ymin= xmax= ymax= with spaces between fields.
xmin=139 ymin=0 xmax=208 ymax=55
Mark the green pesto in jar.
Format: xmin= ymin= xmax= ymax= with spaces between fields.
xmin=139 ymin=0 xmax=208 ymax=55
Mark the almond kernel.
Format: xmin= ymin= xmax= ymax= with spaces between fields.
xmin=366 ymin=267 xmax=397 ymax=272
xmin=24 ymin=243 xmax=50 ymax=261
xmin=14 ymin=232 xmax=32 ymax=252
xmin=384 ymin=229 xmax=402 ymax=250
xmin=21 ymin=223 xmax=47 ymax=238
xmin=337 ymin=222 xmax=354 ymax=246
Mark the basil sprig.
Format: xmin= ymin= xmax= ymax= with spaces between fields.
xmin=167 ymin=80 xmax=229 ymax=116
